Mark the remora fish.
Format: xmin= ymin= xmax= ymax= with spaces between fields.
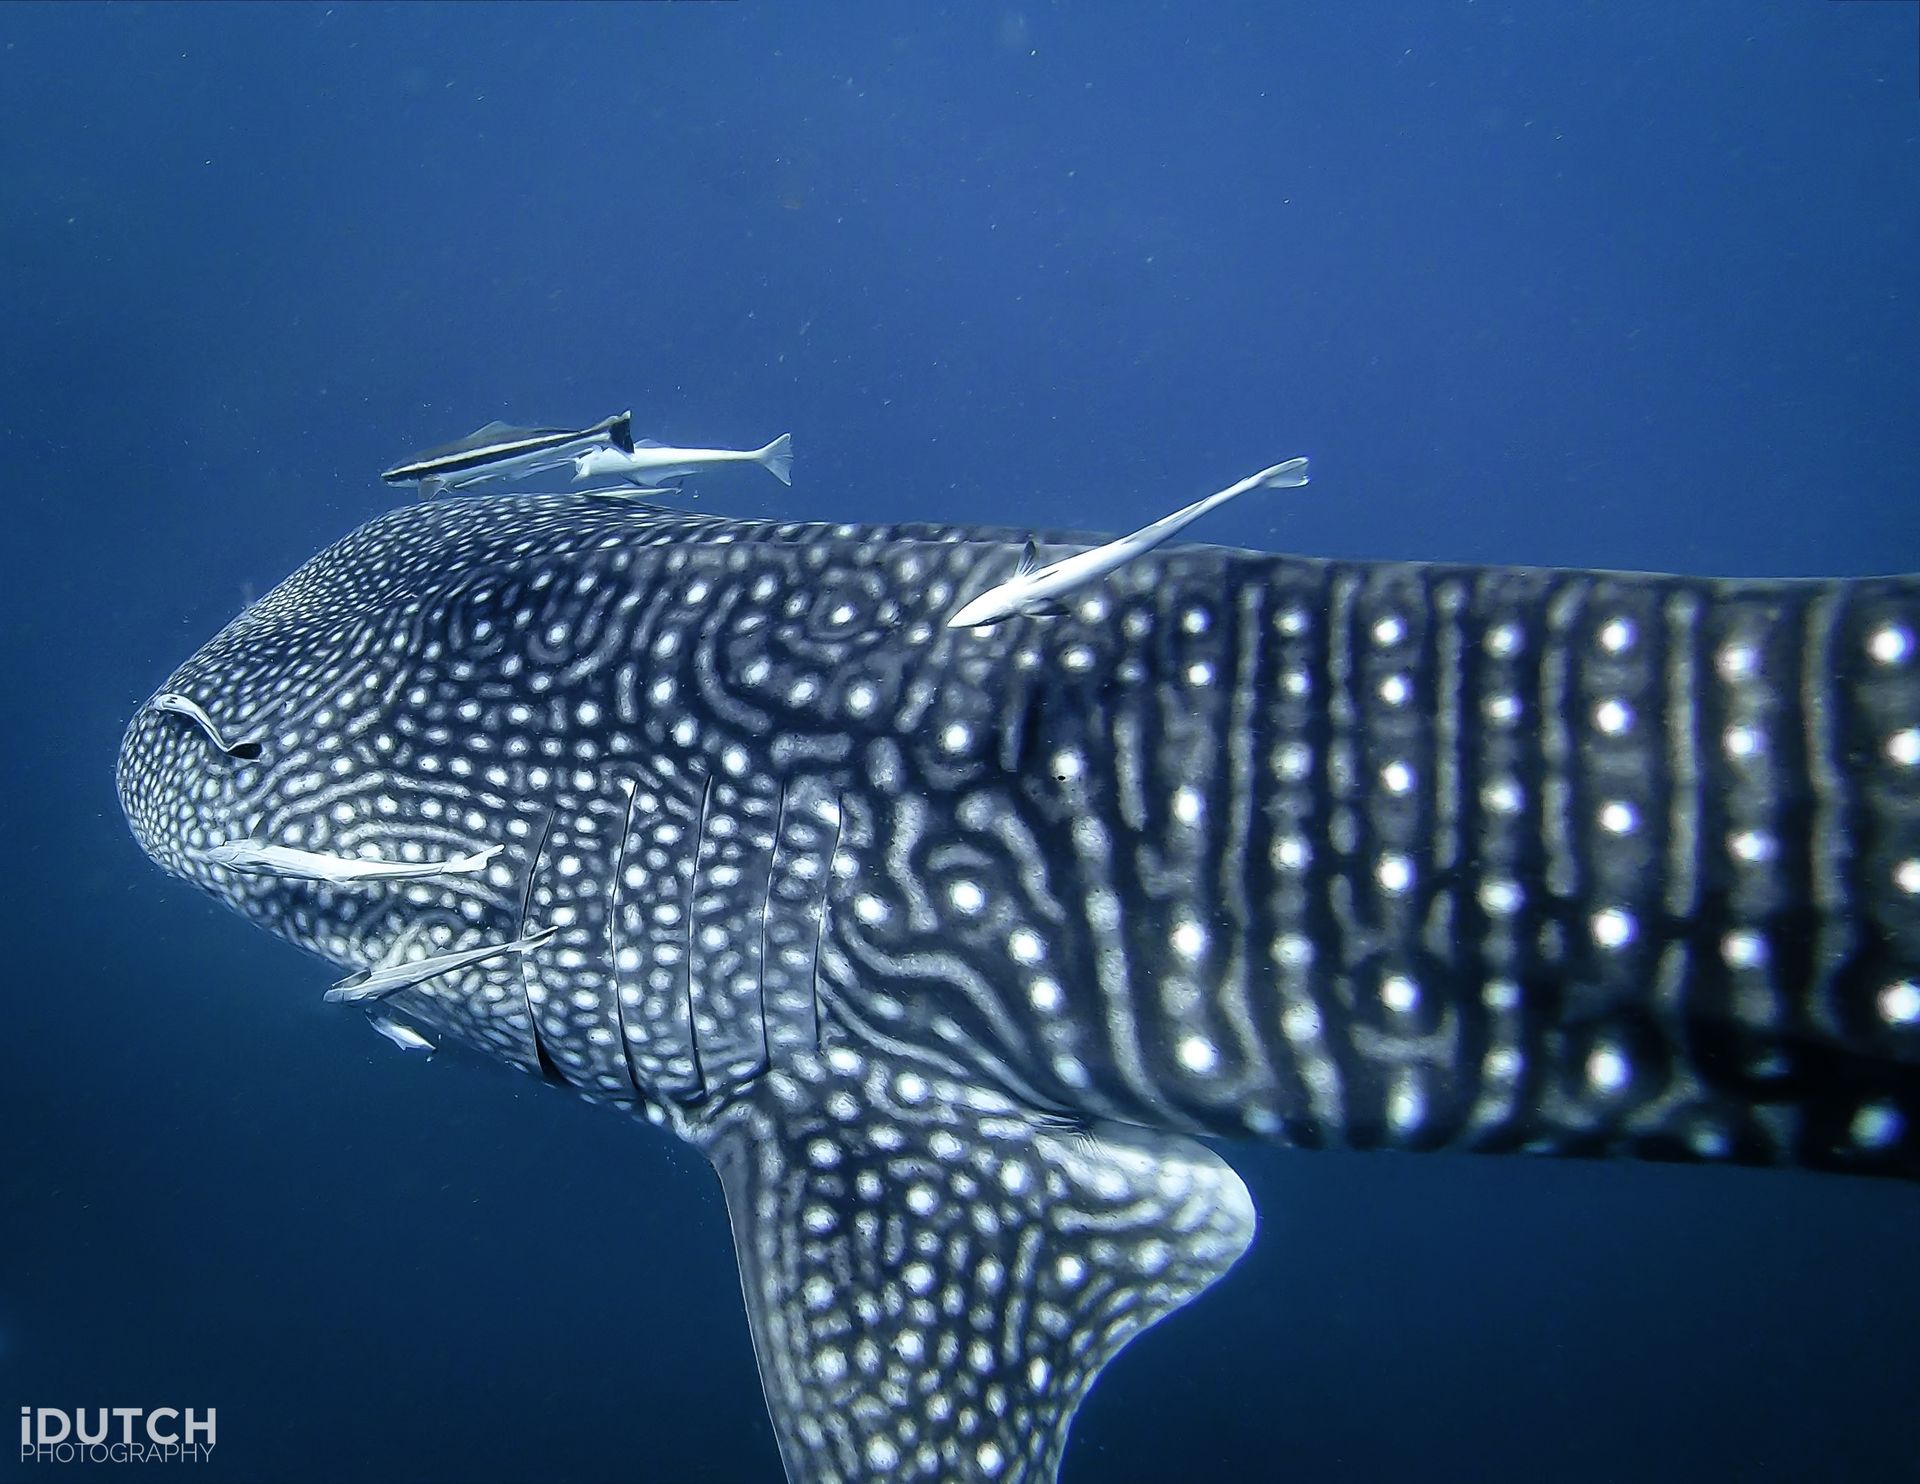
xmin=148 ymin=690 xmax=262 ymax=758
xmin=369 ymin=1016 xmax=435 ymax=1054
xmin=573 ymin=432 xmax=794 ymax=489
xmin=204 ymin=839 xmax=504 ymax=884
xmin=382 ymin=411 xmax=636 ymax=494
xmin=324 ymin=924 xmax=561 ymax=1004
xmin=948 ymin=457 xmax=1310 ymax=627
xmin=117 ymin=492 xmax=1920 ymax=1483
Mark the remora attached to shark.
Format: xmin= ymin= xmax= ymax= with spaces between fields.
xmin=117 ymin=490 xmax=1920 ymax=1482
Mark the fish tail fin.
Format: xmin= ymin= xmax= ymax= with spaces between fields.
xmin=1255 ymin=456 xmax=1311 ymax=490
xmin=756 ymin=433 xmax=794 ymax=486
xmin=607 ymin=411 xmax=635 ymax=454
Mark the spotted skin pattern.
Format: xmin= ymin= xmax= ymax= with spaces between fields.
xmin=118 ymin=494 xmax=1920 ymax=1481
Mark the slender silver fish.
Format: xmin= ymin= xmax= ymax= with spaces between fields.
xmin=574 ymin=432 xmax=793 ymax=489
xmin=149 ymin=690 xmax=263 ymax=758
xmin=948 ymin=457 xmax=1310 ymax=627
xmin=204 ymin=840 xmax=504 ymax=884
xmin=369 ymin=1016 xmax=435 ymax=1054
xmin=324 ymin=924 xmax=561 ymax=1004
xmin=382 ymin=411 xmax=635 ymax=495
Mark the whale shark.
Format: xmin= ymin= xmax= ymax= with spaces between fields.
xmin=116 ymin=491 xmax=1920 ymax=1482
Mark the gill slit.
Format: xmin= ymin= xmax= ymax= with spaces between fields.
xmin=685 ymin=772 xmax=715 ymax=1100
xmin=753 ymin=780 xmax=788 ymax=1078
xmin=608 ymin=776 xmax=648 ymax=1103
xmin=810 ymin=793 xmax=844 ymax=1050
xmin=516 ymin=807 xmax=567 ymax=1086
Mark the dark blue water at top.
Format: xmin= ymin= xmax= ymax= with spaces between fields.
xmin=1 ymin=4 xmax=1916 ymax=1481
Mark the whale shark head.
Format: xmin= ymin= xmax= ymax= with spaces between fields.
xmin=118 ymin=489 xmax=1920 ymax=1481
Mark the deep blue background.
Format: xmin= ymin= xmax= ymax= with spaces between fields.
xmin=3 ymin=4 xmax=1917 ymax=1481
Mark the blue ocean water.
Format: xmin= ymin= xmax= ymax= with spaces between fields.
xmin=2 ymin=3 xmax=1917 ymax=1481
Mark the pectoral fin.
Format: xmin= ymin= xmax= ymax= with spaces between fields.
xmin=700 ymin=1057 xmax=1255 ymax=1483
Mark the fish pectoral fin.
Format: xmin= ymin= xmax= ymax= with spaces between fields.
xmin=701 ymin=1061 xmax=1255 ymax=1483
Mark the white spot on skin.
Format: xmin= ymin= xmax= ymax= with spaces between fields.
xmin=1373 ymin=615 xmax=1405 ymax=646
xmin=1381 ymin=761 xmax=1414 ymax=795
xmin=1029 ymin=977 xmax=1063 ymax=1012
xmin=1717 ymin=643 xmax=1758 ymax=680
xmin=1897 ymin=860 xmax=1920 ymax=895
xmin=1599 ymin=801 xmax=1638 ymax=835
xmin=1484 ymin=694 xmax=1521 ymax=724
xmin=1380 ymin=974 xmax=1419 ymax=1013
xmin=1869 ymin=624 xmax=1913 ymax=665
xmin=1009 ymin=928 xmax=1044 ymax=964
xmin=1889 ymin=729 xmax=1920 ymax=767
xmin=1273 ymin=933 xmax=1313 ymax=969
xmin=1483 ymin=779 xmax=1524 ymax=815
xmin=1479 ymin=878 xmax=1522 ymax=916
xmin=1587 ymin=1045 xmax=1630 ymax=1093
xmin=1723 ymin=931 xmax=1767 ymax=970
xmin=941 ymin=723 xmax=971 ymax=753
xmin=1172 ymin=919 xmax=1207 ymax=959
xmin=1376 ymin=854 xmax=1414 ymax=894
xmin=1177 ymin=1035 xmax=1219 ymax=1073
xmin=1729 ymin=829 xmax=1777 ymax=864
xmin=1379 ymin=674 xmax=1412 ymax=706
xmin=1598 ymin=618 xmax=1635 ymax=654
xmin=1486 ymin=624 xmax=1522 ymax=658
xmin=1594 ymin=699 xmax=1633 ymax=736
xmin=1879 ymin=980 xmax=1920 ymax=1025
xmin=1274 ymin=836 xmax=1310 ymax=871
xmin=855 ymin=894 xmax=888 ymax=925
xmin=949 ymin=879 xmax=986 ymax=913
xmin=1851 ymin=1101 xmax=1903 ymax=1149
xmin=1724 ymin=725 xmax=1762 ymax=760
xmin=1173 ymin=786 xmax=1203 ymax=825
xmin=1592 ymin=908 xmax=1635 ymax=950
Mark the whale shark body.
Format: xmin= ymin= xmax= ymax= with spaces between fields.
xmin=117 ymin=492 xmax=1920 ymax=1482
